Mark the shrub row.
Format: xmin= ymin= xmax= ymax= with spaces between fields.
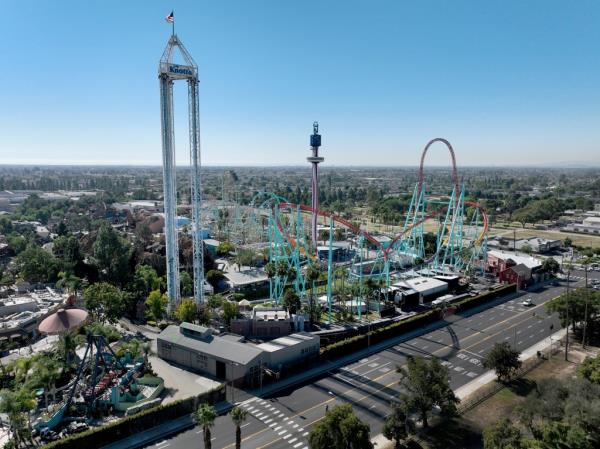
xmin=320 ymin=310 xmax=439 ymax=359
xmin=320 ymin=284 xmax=517 ymax=360
xmin=40 ymin=386 xmax=225 ymax=449
xmin=452 ymin=284 xmax=517 ymax=312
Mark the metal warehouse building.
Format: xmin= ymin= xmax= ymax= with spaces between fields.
xmin=157 ymin=323 xmax=319 ymax=385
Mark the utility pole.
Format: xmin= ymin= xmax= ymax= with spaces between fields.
xmin=565 ymin=260 xmax=572 ymax=361
xmin=513 ymin=229 xmax=516 ymax=253
xmin=582 ymin=259 xmax=589 ymax=349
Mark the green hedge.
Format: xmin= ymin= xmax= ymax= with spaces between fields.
xmin=321 ymin=310 xmax=438 ymax=359
xmin=320 ymin=284 xmax=517 ymax=360
xmin=453 ymin=284 xmax=517 ymax=312
xmin=39 ymin=386 xmax=225 ymax=449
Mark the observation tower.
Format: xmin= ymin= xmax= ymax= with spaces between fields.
xmin=307 ymin=122 xmax=323 ymax=246
xmin=158 ymin=33 xmax=205 ymax=312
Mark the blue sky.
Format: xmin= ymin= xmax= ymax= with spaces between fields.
xmin=1 ymin=0 xmax=599 ymax=166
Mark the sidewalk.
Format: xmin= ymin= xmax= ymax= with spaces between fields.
xmin=100 ymin=288 xmax=546 ymax=449
xmin=100 ymin=401 xmax=232 ymax=449
xmin=370 ymin=327 xmax=569 ymax=449
xmin=248 ymin=291 xmax=524 ymax=399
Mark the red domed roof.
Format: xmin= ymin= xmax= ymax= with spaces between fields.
xmin=38 ymin=308 xmax=88 ymax=334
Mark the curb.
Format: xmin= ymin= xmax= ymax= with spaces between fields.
xmin=369 ymin=327 xmax=569 ymax=448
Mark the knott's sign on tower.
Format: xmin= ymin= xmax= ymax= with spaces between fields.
xmin=159 ymin=62 xmax=197 ymax=80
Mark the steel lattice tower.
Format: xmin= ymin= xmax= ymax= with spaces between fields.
xmin=159 ymin=34 xmax=205 ymax=313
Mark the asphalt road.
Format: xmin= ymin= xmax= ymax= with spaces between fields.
xmin=144 ymin=275 xmax=595 ymax=449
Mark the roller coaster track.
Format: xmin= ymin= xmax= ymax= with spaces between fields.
xmin=269 ymin=138 xmax=488 ymax=265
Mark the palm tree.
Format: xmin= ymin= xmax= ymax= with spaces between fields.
xmin=230 ymin=406 xmax=248 ymax=449
xmin=58 ymin=331 xmax=82 ymax=370
xmin=56 ymin=271 xmax=82 ymax=296
xmin=35 ymin=359 xmax=61 ymax=406
xmin=195 ymin=403 xmax=217 ymax=449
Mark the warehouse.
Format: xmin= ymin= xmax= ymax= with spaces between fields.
xmin=157 ymin=323 xmax=319 ymax=386
xmin=392 ymin=276 xmax=449 ymax=304
xmin=157 ymin=323 xmax=262 ymax=384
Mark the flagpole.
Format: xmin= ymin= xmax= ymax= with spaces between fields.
xmin=172 ymin=11 xmax=175 ymax=36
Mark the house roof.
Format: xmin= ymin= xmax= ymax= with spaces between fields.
xmin=488 ymin=250 xmax=541 ymax=269
xmin=505 ymin=263 xmax=531 ymax=278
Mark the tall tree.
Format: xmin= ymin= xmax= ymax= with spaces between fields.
xmin=483 ymin=342 xmax=522 ymax=382
xmin=174 ymin=298 xmax=198 ymax=323
xmin=230 ymin=406 xmax=248 ymax=449
xmin=282 ymin=288 xmax=301 ymax=314
xmin=195 ymin=403 xmax=217 ymax=449
xmin=308 ymin=404 xmax=373 ymax=449
xmin=382 ymin=402 xmax=412 ymax=449
xmin=180 ymin=271 xmax=193 ymax=297
xmin=15 ymin=244 xmax=59 ymax=283
xmin=93 ymin=223 xmax=131 ymax=285
xmin=52 ymin=234 xmax=84 ymax=275
xmin=146 ymin=289 xmax=168 ymax=322
xmin=83 ymin=282 xmax=123 ymax=324
xmin=397 ymin=356 xmax=459 ymax=428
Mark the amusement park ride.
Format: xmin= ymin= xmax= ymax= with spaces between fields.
xmin=34 ymin=308 xmax=153 ymax=434
xmin=208 ymin=132 xmax=490 ymax=323
xmin=159 ymin=32 xmax=205 ymax=312
xmin=152 ymin=29 xmax=488 ymax=319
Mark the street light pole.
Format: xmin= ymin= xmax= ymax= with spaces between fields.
xmin=582 ymin=260 xmax=589 ymax=349
xmin=565 ymin=260 xmax=572 ymax=361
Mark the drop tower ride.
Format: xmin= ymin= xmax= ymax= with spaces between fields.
xmin=158 ymin=34 xmax=204 ymax=313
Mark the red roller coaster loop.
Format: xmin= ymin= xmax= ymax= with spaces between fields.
xmin=418 ymin=138 xmax=459 ymax=200
xmin=271 ymin=138 xmax=488 ymax=264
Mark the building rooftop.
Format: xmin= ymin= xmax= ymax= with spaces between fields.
xmin=225 ymin=268 xmax=269 ymax=287
xmin=158 ymin=324 xmax=263 ymax=365
xmin=251 ymin=307 xmax=290 ymax=322
xmin=256 ymin=332 xmax=318 ymax=353
xmin=488 ymin=250 xmax=542 ymax=269
xmin=393 ymin=276 xmax=448 ymax=293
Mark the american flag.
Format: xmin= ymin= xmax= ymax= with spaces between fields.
xmin=165 ymin=11 xmax=174 ymax=23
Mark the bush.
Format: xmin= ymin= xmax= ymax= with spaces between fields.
xmin=321 ymin=310 xmax=438 ymax=359
xmin=453 ymin=284 xmax=517 ymax=312
xmin=39 ymin=386 xmax=225 ymax=449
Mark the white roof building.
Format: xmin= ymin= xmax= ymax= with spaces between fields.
xmin=487 ymin=250 xmax=542 ymax=269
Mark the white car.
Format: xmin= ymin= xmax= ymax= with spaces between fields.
xmin=521 ymin=298 xmax=534 ymax=307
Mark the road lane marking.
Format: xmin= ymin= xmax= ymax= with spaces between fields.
xmin=229 ymin=290 xmax=563 ymax=449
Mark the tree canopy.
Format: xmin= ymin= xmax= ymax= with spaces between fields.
xmin=145 ymin=289 xmax=168 ymax=322
xmin=483 ymin=418 xmax=524 ymax=449
xmin=93 ymin=223 xmax=131 ymax=285
xmin=308 ymin=404 xmax=373 ymax=449
xmin=397 ymin=356 xmax=459 ymax=428
xmin=83 ymin=282 xmax=123 ymax=324
xmin=15 ymin=244 xmax=59 ymax=283
xmin=483 ymin=342 xmax=522 ymax=382
xmin=175 ymin=298 xmax=198 ymax=323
